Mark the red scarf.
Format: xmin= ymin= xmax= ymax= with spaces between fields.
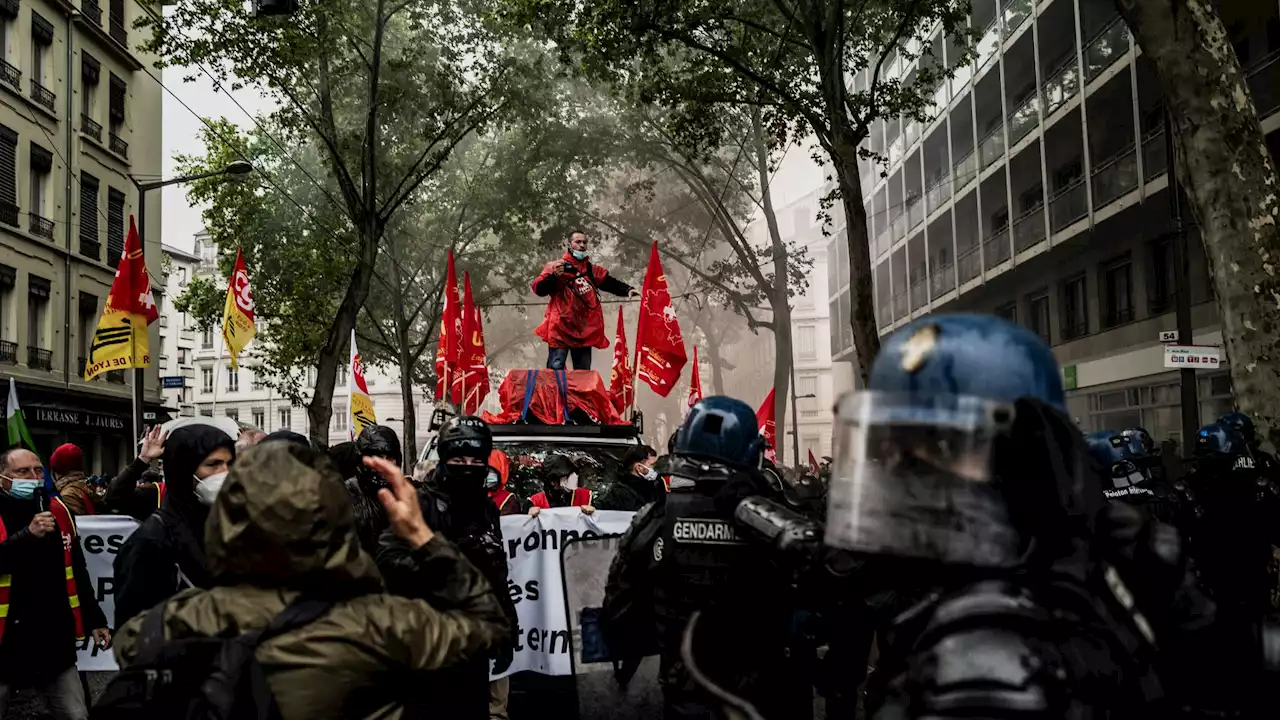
xmin=0 ymin=497 xmax=85 ymax=643
xmin=530 ymin=487 xmax=592 ymax=509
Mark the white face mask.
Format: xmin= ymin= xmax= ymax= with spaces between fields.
xmin=194 ymin=471 xmax=228 ymax=506
xmin=642 ymin=467 xmax=658 ymax=482
xmin=564 ymin=472 xmax=579 ymax=489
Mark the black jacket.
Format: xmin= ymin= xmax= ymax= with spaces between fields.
xmin=0 ymin=493 xmax=106 ymax=686
xmin=104 ymin=457 xmax=162 ymax=522
xmin=112 ymin=425 xmax=233 ymax=627
xmin=596 ymin=472 xmax=658 ymax=512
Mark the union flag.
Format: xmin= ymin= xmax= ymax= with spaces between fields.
xmin=634 ymin=241 xmax=686 ymax=397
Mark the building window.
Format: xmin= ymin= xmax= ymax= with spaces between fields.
xmin=226 ymin=367 xmax=239 ymax=392
xmin=225 ymin=408 xmax=239 ymax=423
xmin=81 ymin=53 xmax=100 ymax=133
xmin=1083 ymin=372 xmax=1234 ymax=451
xmin=251 ymin=407 xmax=265 ymax=428
xmin=198 ymin=404 xmax=213 ymax=417
xmin=79 ymin=173 xmax=100 ymax=260
xmin=108 ymin=73 xmax=126 ymax=149
xmin=0 ymin=125 xmax=16 ymax=227
xmin=177 ymin=348 xmax=187 ymax=364
xmin=337 ymin=364 xmax=348 ymax=387
xmin=201 ymin=366 xmax=213 ymax=393
xmin=306 ymin=367 xmax=316 ymax=388
xmin=78 ymin=293 xmax=97 ymax=366
xmin=1028 ymin=292 xmax=1050 ymax=343
xmin=27 ymin=275 xmax=49 ymax=354
xmin=334 ymin=404 xmax=347 ymax=432
xmin=202 ymin=327 xmax=214 ymax=349
xmin=251 ymin=369 xmax=264 ymax=391
xmin=106 ymin=187 xmax=125 ymax=267
xmin=995 ymin=302 xmax=1016 ymax=324
xmin=1060 ymin=274 xmax=1087 ymax=340
xmin=30 ymin=12 xmax=51 ymax=87
xmin=795 ymin=325 xmax=816 ymax=360
xmin=1101 ymin=255 xmax=1134 ymax=328
xmin=278 ymin=408 xmax=291 ymax=430
xmin=27 ymin=143 xmax=51 ymax=237
xmin=0 ymin=265 xmax=11 ymax=343
xmin=1147 ymin=237 xmax=1175 ymax=315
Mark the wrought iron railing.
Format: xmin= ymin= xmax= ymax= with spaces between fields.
xmin=958 ymin=244 xmax=982 ymax=284
xmin=1049 ymin=179 xmax=1088 ymax=231
xmin=1091 ymin=144 xmax=1138 ymax=209
xmin=0 ymin=59 xmax=19 ymax=91
xmin=1141 ymin=127 xmax=1167 ymax=182
xmin=109 ymin=132 xmax=129 ymax=158
xmin=81 ymin=114 xmax=102 ymax=142
xmin=984 ymin=226 xmax=1011 ymax=268
xmin=1042 ymin=58 xmax=1079 ymax=117
xmin=27 ymin=347 xmax=52 ymax=371
xmin=1084 ymin=18 xmax=1128 ymax=83
xmin=0 ymin=340 xmax=16 ymax=364
xmin=979 ymin=123 xmax=1005 ymax=169
xmin=1013 ymin=204 xmax=1046 ymax=253
xmin=29 ymin=79 xmax=55 ymax=112
xmin=28 ymin=213 xmax=54 ymax=239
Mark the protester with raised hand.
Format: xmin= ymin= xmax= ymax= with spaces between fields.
xmin=104 ymin=424 xmax=168 ymax=520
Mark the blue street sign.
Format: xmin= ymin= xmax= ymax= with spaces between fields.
xmin=162 ymin=376 xmax=186 ymax=389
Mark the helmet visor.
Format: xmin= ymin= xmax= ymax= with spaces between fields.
xmin=825 ymin=391 xmax=1021 ymax=568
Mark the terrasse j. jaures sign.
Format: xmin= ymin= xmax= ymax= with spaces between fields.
xmin=32 ymin=407 xmax=126 ymax=431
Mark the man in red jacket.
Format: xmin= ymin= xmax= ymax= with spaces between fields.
xmin=532 ymin=230 xmax=638 ymax=370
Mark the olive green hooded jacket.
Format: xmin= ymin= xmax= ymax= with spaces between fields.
xmin=113 ymin=442 xmax=509 ymax=720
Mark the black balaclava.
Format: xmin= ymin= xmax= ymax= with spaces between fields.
xmin=355 ymin=425 xmax=403 ymax=492
xmin=435 ymin=416 xmax=493 ymax=504
xmin=328 ymin=441 xmax=362 ymax=481
xmin=161 ymin=424 xmax=236 ymax=542
xmin=542 ymin=454 xmax=576 ymax=506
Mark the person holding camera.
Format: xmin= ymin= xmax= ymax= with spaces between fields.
xmin=532 ymin=230 xmax=638 ymax=370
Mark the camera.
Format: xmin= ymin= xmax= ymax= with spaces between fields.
xmin=562 ymin=262 xmax=576 ymax=276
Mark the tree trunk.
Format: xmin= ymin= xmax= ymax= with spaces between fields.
xmin=705 ymin=323 xmax=727 ymax=395
xmin=752 ymin=108 xmax=792 ymax=463
xmin=387 ymin=243 xmax=419 ymax=466
xmin=1117 ymin=0 xmax=1280 ymax=450
xmin=830 ymin=136 xmax=879 ymax=386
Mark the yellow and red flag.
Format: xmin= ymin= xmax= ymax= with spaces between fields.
xmin=221 ymin=248 xmax=256 ymax=369
xmin=686 ymin=345 xmax=703 ymax=412
xmin=434 ymin=250 xmax=462 ymax=402
xmin=608 ymin=307 xmax=632 ymax=413
xmin=455 ymin=272 xmax=490 ymax=414
xmin=85 ymin=216 xmax=157 ymax=381
xmin=635 ymin=241 xmax=687 ymax=397
xmin=756 ymin=389 xmax=777 ymax=463
xmin=349 ymin=329 xmax=377 ymax=439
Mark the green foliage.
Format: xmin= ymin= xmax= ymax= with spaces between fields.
xmin=173 ymin=276 xmax=223 ymax=332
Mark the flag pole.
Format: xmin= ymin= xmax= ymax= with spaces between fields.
xmin=212 ymin=328 xmax=224 ymax=416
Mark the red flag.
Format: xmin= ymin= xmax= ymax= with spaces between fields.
xmin=756 ymin=389 xmax=777 ymax=463
xmin=686 ymin=345 xmax=703 ymax=410
xmin=635 ymin=241 xmax=687 ymax=397
xmin=608 ymin=307 xmax=633 ymax=413
xmin=808 ymin=449 xmax=820 ymax=476
xmin=84 ymin=216 xmax=157 ymax=381
xmin=455 ymin=272 xmax=490 ymax=414
xmin=434 ymin=250 xmax=461 ymax=402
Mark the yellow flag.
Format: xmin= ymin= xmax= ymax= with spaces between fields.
xmin=221 ymin=249 xmax=256 ymax=369
xmin=85 ymin=216 xmax=157 ymax=381
xmin=349 ymin=329 xmax=377 ymax=439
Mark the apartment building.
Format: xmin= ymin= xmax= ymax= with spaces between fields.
xmin=830 ymin=0 xmax=1279 ymax=446
xmin=158 ymin=242 xmax=198 ymax=413
xmin=0 ymin=0 xmax=164 ymax=473
xmin=188 ymin=232 xmax=434 ymax=447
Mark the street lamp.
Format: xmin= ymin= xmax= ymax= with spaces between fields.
xmin=126 ymin=161 xmax=254 ymax=442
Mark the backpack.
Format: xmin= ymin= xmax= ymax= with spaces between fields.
xmin=92 ymin=596 xmax=335 ymax=720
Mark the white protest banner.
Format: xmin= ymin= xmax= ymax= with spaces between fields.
xmin=75 ymin=514 xmax=140 ymax=671
xmin=492 ymin=508 xmax=634 ymax=680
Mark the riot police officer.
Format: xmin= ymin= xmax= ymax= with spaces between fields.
xmin=1086 ymin=429 xmax=1181 ymax=524
xmin=601 ymin=396 xmax=806 ymax=720
xmin=1219 ymin=411 xmax=1280 ymax=485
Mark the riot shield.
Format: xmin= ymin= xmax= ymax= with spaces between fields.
xmin=561 ymin=534 xmax=662 ymax=720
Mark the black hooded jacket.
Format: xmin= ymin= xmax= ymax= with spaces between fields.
xmin=113 ymin=425 xmax=234 ymax=627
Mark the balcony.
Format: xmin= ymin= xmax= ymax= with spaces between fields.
xmin=1049 ymin=179 xmax=1088 ymax=231
xmin=28 ymin=214 xmax=54 ymax=240
xmin=1247 ymin=50 xmax=1280 ymax=118
xmin=978 ymin=124 xmax=1004 ymax=169
xmin=0 ymin=201 xmax=17 ymax=228
xmin=27 ymin=347 xmax=52 ymax=371
xmin=1007 ymin=92 xmax=1039 ymax=146
xmin=1002 ymin=0 xmax=1032 ymax=39
xmin=0 ymin=340 xmax=15 ymax=364
xmin=906 ymin=194 xmax=924 ymax=230
xmin=0 ymin=59 xmax=19 ymax=91
xmin=1013 ymin=204 xmax=1046 ymax=253
xmin=958 ymin=244 xmax=982 ymax=283
xmin=109 ymin=133 xmax=129 ymax=159
xmin=1142 ymin=127 xmax=1167 ymax=182
xmin=180 ymin=328 xmax=195 ymax=343
xmin=1041 ymin=58 xmax=1079 ymax=117
xmin=29 ymin=79 xmax=55 ymax=113
xmin=976 ymin=18 xmax=1001 ymax=70
xmin=1091 ymin=145 xmax=1138 ymax=209
xmin=81 ymin=115 xmax=102 ymax=142
xmin=983 ymin=226 xmax=1011 ymax=268
xmin=109 ymin=14 xmax=127 ymax=45
xmin=953 ymin=148 xmax=978 ymax=191
xmin=1084 ymin=18 xmax=1129 ymax=84
xmin=910 ymin=278 xmax=928 ymax=311
xmin=926 ymin=172 xmax=952 ymax=214
xmin=892 ymin=290 xmax=909 ymax=320
xmin=930 ymin=262 xmax=955 ymax=297
xmin=80 ymin=238 xmax=101 ymax=261
xmin=82 ymin=0 xmax=102 ymax=25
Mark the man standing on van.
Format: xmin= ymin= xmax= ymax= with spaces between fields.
xmin=532 ymin=230 xmax=638 ymax=370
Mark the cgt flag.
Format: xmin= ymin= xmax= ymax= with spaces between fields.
xmin=756 ymin=389 xmax=777 ymax=463
xmin=434 ymin=250 xmax=462 ymax=403
xmin=456 ymin=272 xmax=490 ymax=414
xmin=686 ymin=345 xmax=703 ymax=412
xmin=221 ymin=249 xmax=256 ymax=369
xmin=635 ymin=241 xmax=687 ymax=397
xmin=349 ymin=329 xmax=377 ymax=439
xmin=808 ymin=449 xmax=820 ymax=476
xmin=85 ymin=216 xmax=157 ymax=381
xmin=608 ymin=307 xmax=632 ymax=414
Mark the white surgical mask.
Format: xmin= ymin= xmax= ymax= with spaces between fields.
xmin=643 ymin=467 xmax=658 ymax=482
xmin=564 ymin=472 xmax=579 ymax=489
xmin=194 ymin=471 xmax=228 ymax=506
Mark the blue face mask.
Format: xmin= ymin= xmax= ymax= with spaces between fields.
xmin=5 ymin=480 xmax=39 ymax=500
xmin=570 ymin=249 xmax=589 ymax=261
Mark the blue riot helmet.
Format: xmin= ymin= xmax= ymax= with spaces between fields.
xmin=1085 ymin=430 xmax=1151 ymax=496
xmin=674 ymin=396 xmax=765 ymax=470
xmin=1120 ymin=427 xmax=1157 ymax=457
xmin=1217 ymin=411 xmax=1257 ymax=448
xmin=1195 ymin=422 xmax=1243 ymax=458
xmin=827 ymin=314 xmax=1091 ymax=570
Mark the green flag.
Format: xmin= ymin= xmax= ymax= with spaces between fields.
xmin=6 ymin=381 xmax=36 ymax=453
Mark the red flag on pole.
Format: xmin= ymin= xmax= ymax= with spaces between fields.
xmin=808 ymin=449 xmax=820 ymax=476
xmin=635 ymin=241 xmax=687 ymax=397
xmin=608 ymin=307 xmax=633 ymax=414
xmin=456 ymin=272 xmax=490 ymax=414
xmin=756 ymin=389 xmax=777 ymax=463
xmin=686 ymin=345 xmax=703 ymax=411
xmin=434 ymin=250 xmax=461 ymax=402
